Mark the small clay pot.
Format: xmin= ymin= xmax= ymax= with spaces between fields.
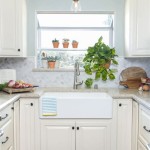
xmin=63 ymin=42 xmax=69 ymax=48
xmin=52 ymin=42 xmax=59 ymax=48
xmin=48 ymin=61 xmax=56 ymax=69
xmin=72 ymin=42 xmax=78 ymax=48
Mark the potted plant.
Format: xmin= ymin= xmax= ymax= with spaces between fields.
xmin=62 ymin=38 xmax=69 ymax=48
xmin=52 ymin=38 xmax=59 ymax=48
xmin=83 ymin=36 xmax=118 ymax=88
xmin=47 ymin=56 xmax=58 ymax=69
xmin=72 ymin=40 xmax=78 ymax=48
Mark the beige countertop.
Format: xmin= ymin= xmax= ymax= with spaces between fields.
xmin=0 ymin=87 xmax=150 ymax=111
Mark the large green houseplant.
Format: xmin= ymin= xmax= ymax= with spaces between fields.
xmin=83 ymin=36 xmax=118 ymax=88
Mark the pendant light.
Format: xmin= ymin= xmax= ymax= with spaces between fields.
xmin=71 ymin=0 xmax=81 ymax=12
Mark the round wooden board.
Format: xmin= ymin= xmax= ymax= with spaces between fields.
xmin=120 ymin=67 xmax=147 ymax=81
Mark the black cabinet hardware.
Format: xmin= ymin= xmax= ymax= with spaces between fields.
xmin=2 ymin=137 xmax=9 ymax=144
xmin=72 ymin=127 xmax=75 ymax=130
xmin=30 ymin=103 xmax=33 ymax=106
xmin=18 ymin=49 xmax=20 ymax=52
xmin=0 ymin=114 xmax=8 ymax=121
xmin=119 ymin=103 xmax=122 ymax=107
xmin=77 ymin=127 xmax=79 ymax=130
xmin=143 ymin=126 xmax=150 ymax=132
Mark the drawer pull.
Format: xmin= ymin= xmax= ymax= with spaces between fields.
xmin=0 ymin=130 xmax=4 ymax=137
xmin=0 ymin=114 xmax=8 ymax=121
xmin=143 ymin=126 xmax=150 ymax=132
xmin=146 ymin=144 xmax=150 ymax=150
xmin=2 ymin=137 xmax=9 ymax=144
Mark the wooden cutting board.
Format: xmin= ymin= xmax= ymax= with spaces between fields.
xmin=3 ymin=87 xmax=34 ymax=94
xmin=119 ymin=78 xmax=141 ymax=89
xmin=120 ymin=67 xmax=147 ymax=81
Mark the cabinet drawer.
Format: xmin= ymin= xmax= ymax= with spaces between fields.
xmin=139 ymin=106 xmax=150 ymax=145
xmin=0 ymin=105 xmax=13 ymax=128
xmin=0 ymin=119 xmax=13 ymax=150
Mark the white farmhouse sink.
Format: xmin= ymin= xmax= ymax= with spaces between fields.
xmin=40 ymin=92 xmax=113 ymax=119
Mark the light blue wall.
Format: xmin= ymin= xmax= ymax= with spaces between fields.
xmin=27 ymin=0 xmax=125 ymax=56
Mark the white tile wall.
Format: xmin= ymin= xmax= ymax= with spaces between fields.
xmin=0 ymin=57 xmax=150 ymax=88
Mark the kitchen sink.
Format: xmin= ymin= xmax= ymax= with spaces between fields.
xmin=40 ymin=92 xmax=113 ymax=119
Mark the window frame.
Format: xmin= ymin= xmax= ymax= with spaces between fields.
xmin=35 ymin=11 xmax=115 ymax=69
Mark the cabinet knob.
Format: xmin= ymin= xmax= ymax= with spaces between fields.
xmin=119 ymin=103 xmax=122 ymax=107
xmin=18 ymin=49 xmax=20 ymax=52
xmin=30 ymin=103 xmax=33 ymax=106
xmin=72 ymin=127 xmax=75 ymax=130
xmin=77 ymin=127 xmax=79 ymax=130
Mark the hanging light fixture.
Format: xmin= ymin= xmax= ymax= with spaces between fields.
xmin=71 ymin=0 xmax=81 ymax=12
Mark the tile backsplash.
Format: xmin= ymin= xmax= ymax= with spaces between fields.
xmin=0 ymin=57 xmax=150 ymax=88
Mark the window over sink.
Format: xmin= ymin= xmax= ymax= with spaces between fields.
xmin=35 ymin=12 xmax=114 ymax=70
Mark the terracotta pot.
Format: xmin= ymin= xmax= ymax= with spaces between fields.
xmin=48 ymin=61 xmax=56 ymax=69
xmin=63 ymin=42 xmax=69 ymax=48
xmin=103 ymin=62 xmax=111 ymax=69
xmin=72 ymin=42 xmax=78 ymax=48
xmin=104 ymin=62 xmax=111 ymax=69
xmin=52 ymin=42 xmax=59 ymax=48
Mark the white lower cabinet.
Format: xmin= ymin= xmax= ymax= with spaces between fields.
xmin=116 ymin=99 xmax=132 ymax=150
xmin=18 ymin=98 xmax=134 ymax=150
xmin=40 ymin=120 xmax=113 ymax=150
xmin=20 ymin=98 xmax=35 ymax=150
xmin=76 ymin=121 xmax=112 ymax=150
xmin=0 ymin=104 xmax=14 ymax=150
xmin=41 ymin=121 xmax=75 ymax=150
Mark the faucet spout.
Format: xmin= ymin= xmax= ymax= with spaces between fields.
xmin=73 ymin=62 xmax=83 ymax=89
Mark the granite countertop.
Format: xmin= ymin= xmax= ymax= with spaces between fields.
xmin=0 ymin=87 xmax=150 ymax=111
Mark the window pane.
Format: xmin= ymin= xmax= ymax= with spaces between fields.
xmin=37 ymin=14 xmax=113 ymax=28
xmin=40 ymin=30 xmax=110 ymax=49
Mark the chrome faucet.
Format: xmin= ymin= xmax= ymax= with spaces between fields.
xmin=73 ymin=62 xmax=83 ymax=89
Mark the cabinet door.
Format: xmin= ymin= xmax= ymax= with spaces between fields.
xmin=117 ymin=99 xmax=132 ymax=150
xmin=76 ymin=121 xmax=112 ymax=150
xmin=125 ymin=0 xmax=150 ymax=56
xmin=138 ymin=141 xmax=147 ymax=150
xmin=0 ymin=0 xmax=19 ymax=56
xmin=20 ymin=99 xmax=35 ymax=150
xmin=41 ymin=120 xmax=75 ymax=150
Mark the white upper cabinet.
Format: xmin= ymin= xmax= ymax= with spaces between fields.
xmin=0 ymin=0 xmax=27 ymax=57
xmin=125 ymin=0 xmax=150 ymax=56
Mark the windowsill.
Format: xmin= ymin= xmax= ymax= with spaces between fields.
xmin=32 ymin=68 xmax=85 ymax=72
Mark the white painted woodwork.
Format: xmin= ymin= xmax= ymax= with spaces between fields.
xmin=125 ymin=0 xmax=150 ymax=56
xmin=117 ymin=99 xmax=132 ymax=150
xmin=14 ymin=101 xmax=20 ymax=150
xmin=132 ymin=101 xmax=138 ymax=150
xmin=20 ymin=98 xmax=35 ymax=150
xmin=0 ymin=119 xmax=14 ymax=150
xmin=138 ymin=140 xmax=147 ymax=150
xmin=0 ymin=0 xmax=26 ymax=56
xmin=139 ymin=105 xmax=150 ymax=146
xmin=76 ymin=121 xmax=112 ymax=150
xmin=41 ymin=120 xmax=75 ymax=150
xmin=0 ymin=105 xmax=12 ymax=127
